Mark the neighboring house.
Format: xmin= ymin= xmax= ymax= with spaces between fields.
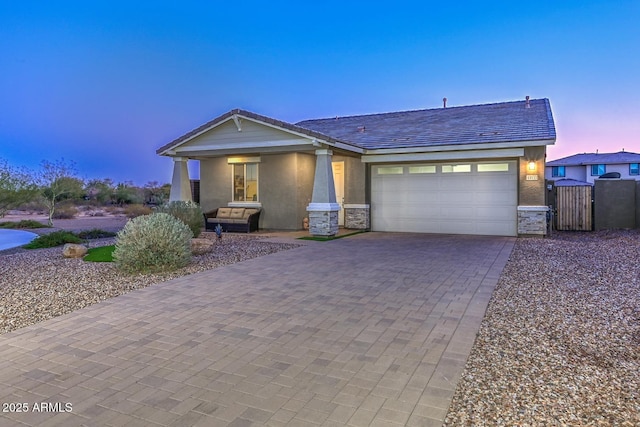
xmin=157 ymin=98 xmax=556 ymax=237
xmin=546 ymin=151 xmax=640 ymax=185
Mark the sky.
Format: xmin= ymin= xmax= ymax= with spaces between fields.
xmin=1 ymin=0 xmax=639 ymax=185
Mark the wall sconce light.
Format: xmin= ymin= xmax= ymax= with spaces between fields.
xmin=527 ymin=161 xmax=537 ymax=172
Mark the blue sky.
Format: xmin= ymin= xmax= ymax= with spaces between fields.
xmin=1 ymin=1 xmax=638 ymax=185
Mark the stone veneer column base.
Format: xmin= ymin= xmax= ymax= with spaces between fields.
xmin=517 ymin=206 xmax=549 ymax=235
xmin=344 ymin=204 xmax=370 ymax=230
xmin=307 ymin=203 xmax=340 ymax=236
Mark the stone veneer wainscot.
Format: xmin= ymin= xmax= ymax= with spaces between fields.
xmin=517 ymin=206 xmax=549 ymax=235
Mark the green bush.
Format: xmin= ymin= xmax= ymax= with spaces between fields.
xmin=23 ymin=230 xmax=82 ymax=249
xmin=0 ymin=220 xmax=49 ymax=229
xmin=155 ymin=200 xmax=203 ymax=238
xmin=113 ymin=213 xmax=192 ymax=273
xmin=76 ymin=228 xmax=117 ymax=239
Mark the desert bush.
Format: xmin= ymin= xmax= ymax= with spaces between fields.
xmin=24 ymin=230 xmax=82 ymax=249
xmin=123 ymin=203 xmax=152 ymax=218
xmin=155 ymin=200 xmax=203 ymax=238
xmin=52 ymin=204 xmax=78 ymax=219
xmin=113 ymin=213 xmax=192 ymax=273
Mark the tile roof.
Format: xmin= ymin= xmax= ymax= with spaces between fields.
xmin=158 ymin=98 xmax=556 ymax=155
xmin=295 ymin=98 xmax=556 ymax=150
xmin=547 ymin=151 xmax=640 ymax=166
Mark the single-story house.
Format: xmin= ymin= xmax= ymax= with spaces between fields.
xmin=157 ymin=97 xmax=556 ymax=237
xmin=546 ymin=151 xmax=640 ymax=184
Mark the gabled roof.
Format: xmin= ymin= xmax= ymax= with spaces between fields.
xmin=158 ymin=98 xmax=556 ymax=156
xmin=156 ymin=109 xmax=361 ymax=156
xmin=296 ymin=98 xmax=556 ymax=150
xmin=547 ymin=151 xmax=640 ymax=166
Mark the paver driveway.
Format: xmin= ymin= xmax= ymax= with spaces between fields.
xmin=0 ymin=233 xmax=514 ymax=426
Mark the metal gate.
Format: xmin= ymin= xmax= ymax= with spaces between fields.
xmin=556 ymin=186 xmax=593 ymax=231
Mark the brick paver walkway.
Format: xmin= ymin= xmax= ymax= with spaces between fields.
xmin=0 ymin=233 xmax=514 ymax=426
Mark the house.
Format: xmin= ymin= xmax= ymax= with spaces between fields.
xmin=546 ymin=151 xmax=640 ymax=185
xmin=157 ymin=97 xmax=556 ymax=237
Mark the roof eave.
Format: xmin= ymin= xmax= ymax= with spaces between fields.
xmin=156 ymin=109 xmax=364 ymax=157
xmin=362 ymin=138 xmax=555 ymax=156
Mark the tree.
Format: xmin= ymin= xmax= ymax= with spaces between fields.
xmin=85 ymin=178 xmax=115 ymax=205
xmin=143 ymin=181 xmax=170 ymax=205
xmin=0 ymin=159 xmax=38 ymax=217
xmin=113 ymin=181 xmax=143 ymax=205
xmin=37 ymin=159 xmax=82 ymax=226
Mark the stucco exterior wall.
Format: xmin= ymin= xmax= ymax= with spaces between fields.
xmin=199 ymin=153 xmax=315 ymax=230
xmin=199 ymin=157 xmax=230 ymax=213
xmin=260 ymin=153 xmax=315 ymax=230
xmin=519 ymin=146 xmax=546 ymax=206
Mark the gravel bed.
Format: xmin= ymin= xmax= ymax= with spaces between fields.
xmin=0 ymin=233 xmax=300 ymax=335
xmin=444 ymin=230 xmax=640 ymax=426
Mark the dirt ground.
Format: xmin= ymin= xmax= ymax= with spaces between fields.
xmin=2 ymin=211 xmax=128 ymax=234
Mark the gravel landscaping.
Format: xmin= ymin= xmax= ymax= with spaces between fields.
xmin=444 ymin=230 xmax=640 ymax=426
xmin=0 ymin=233 xmax=299 ymax=335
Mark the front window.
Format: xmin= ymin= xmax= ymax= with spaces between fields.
xmin=591 ymin=164 xmax=606 ymax=176
xmin=233 ymin=163 xmax=258 ymax=202
xmin=552 ymin=166 xmax=566 ymax=177
xmin=630 ymin=163 xmax=639 ymax=175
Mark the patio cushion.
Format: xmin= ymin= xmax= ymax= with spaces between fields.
xmin=229 ymin=208 xmax=245 ymax=219
xmin=243 ymin=209 xmax=258 ymax=219
xmin=217 ymin=208 xmax=232 ymax=218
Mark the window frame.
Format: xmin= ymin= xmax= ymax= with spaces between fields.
xmin=232 ymin=163 xmax=259 ymax=202
xmin=551 ymin=166 xmax=566 ymax=177
xmin=630 ymin=163 xmax=639 ymax=176
xmin=591 ymin=164 xmax=606 ymax=176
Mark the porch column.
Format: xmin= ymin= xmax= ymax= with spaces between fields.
xmin=306 ymin=149 xmax=340 ymax=236
xmin=169 ymin=157 xmax=193 ymax=202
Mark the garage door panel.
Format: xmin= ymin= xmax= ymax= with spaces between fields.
xmin=473 ymin=191 xmax=515 ymax=204
xmin=439 ymin=191 xmax=476 ymax=203
xmin=475 ymin=206 xmax=515 ymax=220
xmin=372 ymin=161 xmax=517 ymax=236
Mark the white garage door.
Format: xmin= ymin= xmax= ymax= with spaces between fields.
xmin=371 ymin=161 xmax=517 ymax=236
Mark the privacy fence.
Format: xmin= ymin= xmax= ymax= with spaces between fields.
xmin=546 ymin=179 xmax=640 ymax=231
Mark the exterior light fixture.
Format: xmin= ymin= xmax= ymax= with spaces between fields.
xmin=527 ymin=161 xmax=537 ymax=172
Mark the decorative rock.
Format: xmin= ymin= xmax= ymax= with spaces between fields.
xmin=62 ymin=243 xmax=88 ymax=258
xmin=191 ymin=238 xmax=214 ymax=255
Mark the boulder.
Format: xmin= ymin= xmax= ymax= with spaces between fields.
xmin=63 ymin=243 xmax=88 ymax=258
xmin=191 ymin=238 xmax=214 ymax=255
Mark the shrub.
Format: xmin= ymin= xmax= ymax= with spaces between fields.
xmin=76 ymin=228 xmax=117 ymax=239
xmin=155 ymin=200 xmax=203 ymax=238
xmin=23 ymin=230 xmax=82 ymax=249
xmin=52 ymin=205 xmax=78 ymax=219
xmin=113 ymin=213 xmax=192 ymax=273
xmin=0 ymin=219 xmax=49 ymax=229
xmin=124 ymin=203 xmax=152 ymax=218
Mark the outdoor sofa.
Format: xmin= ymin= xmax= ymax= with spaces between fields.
xmin=203 ymin=207 xmax=261 ymax=233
